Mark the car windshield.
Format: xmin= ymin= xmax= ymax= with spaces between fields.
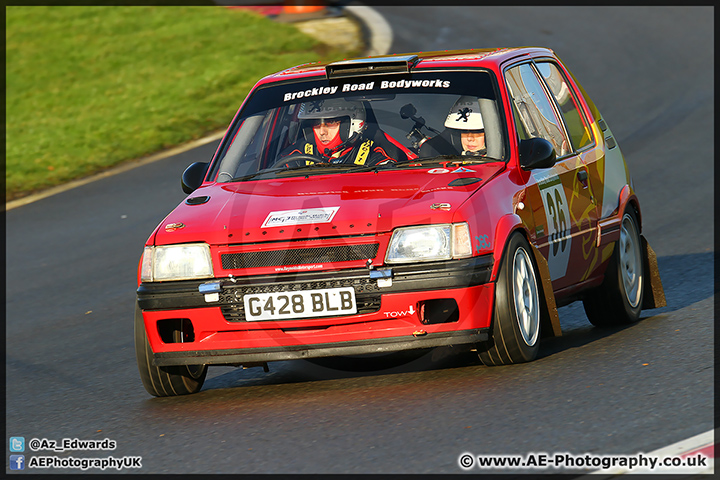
xmin=211 ymin=70 xmax=506 ymax=183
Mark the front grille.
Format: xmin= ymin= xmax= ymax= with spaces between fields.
xmin=218 ymin=276 xmax=381 ymax=322
xmin=221 ymin=244 xmax=379 ymax=270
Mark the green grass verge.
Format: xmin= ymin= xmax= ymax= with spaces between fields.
xmin=6 ymin=6 xmax=361 ymax=201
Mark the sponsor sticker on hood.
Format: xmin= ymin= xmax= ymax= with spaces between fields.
xmin=261 ymin=207 xmax=340 ymax=228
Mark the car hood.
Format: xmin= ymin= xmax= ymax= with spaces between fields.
xmin=152 ymin=164 xmax=505 ymax=246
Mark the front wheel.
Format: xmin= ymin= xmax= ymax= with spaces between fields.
xmin=583 ymin=209 xmax=644 ymax=327
xmin=479 ymin=233 xmax=541 ymax=366
xmin=134 ymin=303 xmax=207 ymax=396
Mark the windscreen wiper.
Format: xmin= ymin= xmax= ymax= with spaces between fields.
xmin=231 ymin=167 xmax=289 ymax=182
xmin=232 ymin=161 xmax=365 ymax=182
xmin=390 ymin=155 xmax=504 ymax=167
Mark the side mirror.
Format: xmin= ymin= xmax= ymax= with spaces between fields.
xmin=181 ymin=162 xmax=209 ymax=194
xmin=518 ymin=138 xmax=556 ymax=170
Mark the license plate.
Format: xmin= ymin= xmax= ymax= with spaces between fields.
xmin=243 ymin=287 xmax=357 ymax=321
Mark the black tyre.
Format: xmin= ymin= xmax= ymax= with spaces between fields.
xmin=479 ymin=233 xmax=541 ymax=366
xmin=583 ymin=209 xmax=644 ymax=327
xmin=134 ymin=303 xmax=207 ymax=396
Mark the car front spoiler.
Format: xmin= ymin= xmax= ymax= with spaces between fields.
xmin=152 ymin=328 xmax=489 ymax=366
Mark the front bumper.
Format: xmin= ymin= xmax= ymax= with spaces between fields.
xmin=138 ymin=255 xmax=494 ymax=366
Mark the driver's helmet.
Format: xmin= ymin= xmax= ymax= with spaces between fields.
xmin=298 ymin=98 xmax=366 ymax=141
xmin=444 ymin=96 xmax=484 ymax=132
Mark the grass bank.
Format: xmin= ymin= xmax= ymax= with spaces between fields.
xmin=6 ymin=6 xmax=361 ymax=201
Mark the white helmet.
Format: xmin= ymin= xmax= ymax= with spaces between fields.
xmin=298 ymin=98 xmax=366 ymax=140
xmin=444 ymin=96 xmax=484 ymax=131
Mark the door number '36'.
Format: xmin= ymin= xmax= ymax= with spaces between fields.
xmin=539 ymin=177 xmax=571 ymax=280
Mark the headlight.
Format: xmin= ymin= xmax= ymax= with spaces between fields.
xmin=141 ymin=243 xmax=213 ymax=282
xmin=385 ymin=223 xmax=472 ymax=264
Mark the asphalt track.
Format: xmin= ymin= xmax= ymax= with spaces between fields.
xmin=5 ymin=6 xmax=714 ymax=475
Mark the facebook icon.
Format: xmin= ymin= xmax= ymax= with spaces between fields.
xmin=10 ymin=455 xmax=25 ymax=470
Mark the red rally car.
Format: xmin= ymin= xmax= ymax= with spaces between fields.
xmin=135 ymin=47 xmax=666 ymax=396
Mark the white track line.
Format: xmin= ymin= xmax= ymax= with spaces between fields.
xmin=345 ymin=4 xmax=393 ymax=56
xmin=5 ymin=131 xmax=226 ymax=212
xmin=587 ymin=429 xmax=714 ymax=476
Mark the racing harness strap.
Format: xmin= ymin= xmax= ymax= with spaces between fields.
xmin=302 ymin=139 xmax=375 ymax=164
xmin=354 ymin=139 xmax=372 ymax=165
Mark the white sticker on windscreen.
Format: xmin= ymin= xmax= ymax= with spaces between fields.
xmin=261 ymin=207 xmax=340 ymax=228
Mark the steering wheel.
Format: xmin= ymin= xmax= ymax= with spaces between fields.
xmin=271 ymin=153 xmax=324 ymax=169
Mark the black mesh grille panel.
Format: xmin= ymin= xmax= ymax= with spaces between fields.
xmin=221 ymin=244 xmax=379 ymax=270
xmin=217 ymin=277 xmax=381 ymax=322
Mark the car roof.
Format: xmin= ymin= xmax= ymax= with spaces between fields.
xmin=255 ymin=46 xmax=556 ymax=85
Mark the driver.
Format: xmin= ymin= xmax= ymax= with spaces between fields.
xmin=279 ymin=98 xmax=402 ymax=166
xmin=444 ymin=96 xmax=487 ymax=156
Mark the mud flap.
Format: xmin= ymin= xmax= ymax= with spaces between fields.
xmin=529 ymin=243 xmax=562 ymax=338
xmin=641 ymin=235 xmax=667 ymax=309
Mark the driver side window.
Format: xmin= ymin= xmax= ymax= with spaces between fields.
xmin=535 ymin=61 xmax=593 ymax=151
xmin=505 ymin=63 xmax=570 ymax=157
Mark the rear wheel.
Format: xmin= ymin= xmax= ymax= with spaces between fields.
xmin=583 ymin=209 xmax=644 ymax=327
xmin=134 ymin=302 xmax=207 ymax=396
xmin=479 ymin=233 xmax=541 ymax=366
